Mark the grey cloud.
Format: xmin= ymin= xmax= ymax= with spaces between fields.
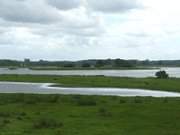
xmin=87 ymin=0 xmax=142 ymax=13
xmin=0 ymin=0 xmax=61 ymax=23
xmin=27 ymin=8 xmax=105 ymax=37
xmin=31 ymin=22 xmax=104 ymax=38
xmin=62 ymin=26 xmax=104 ymax=37
xmin=0 ymin=0 xmax=141 ymax=25
xmin=46 ymin=0 xmax=81 ymax=10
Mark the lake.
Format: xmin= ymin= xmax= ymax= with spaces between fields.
xmin=0 ymin=82 xmax=180 ymax=97
xmin=0 ymin=67 xmax=180 ymax=78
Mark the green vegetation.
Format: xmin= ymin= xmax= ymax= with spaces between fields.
xmin=0 ymin=75 xmax=180 ymax=92
xmin=156 ymin=70 xmax=169 ymax=79
xmin=29 ymin=66 xmax=158 ymax=70
xmin=0 ymin=94 xmax=179 ymax=135
xmin=1 ymin=58 xmax=180 ymax=69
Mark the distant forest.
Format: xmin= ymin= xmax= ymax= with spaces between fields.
xmin=0 ymin=59 xmax=180 ymax=68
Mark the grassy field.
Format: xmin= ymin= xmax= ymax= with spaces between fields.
xmin=0 ymin=75 xmax=180 ymax=92
xmin=0 ymin=94 xmax=179 ymax=135
xmin=0 ymin=75 xmax=180 ymax=134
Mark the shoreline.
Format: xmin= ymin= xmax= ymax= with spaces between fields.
xmin=0 ymin=75 xmax=180 ymax=92
xmin=0 ymin=81 xmax=180 ymax=97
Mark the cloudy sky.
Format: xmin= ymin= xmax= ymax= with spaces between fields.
xmin=0 ymin=0 xmax=180 ymax=60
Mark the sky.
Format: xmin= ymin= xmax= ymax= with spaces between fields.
xmin=0 ymin=0 xmax=180 ymax=61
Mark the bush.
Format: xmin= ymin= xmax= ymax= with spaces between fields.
xmin=98 ymin=107 xmax=112 ymax=117
xmin=0 ymin=119 xmax=10 ymax=127
xmin=155 ymin=70 xmax=169 ymax=79
xmin=0 ymin=112 xmax=11 ymax=118
xmin=48 ymin=95 xmax=59 ymax=103
xmin=3 ymin=119 xmax=10 ymax=124
xmin=119 ymin=99 xmax=126 ymax=104
xmin=23 ymin=95 xmax=40 ymax=104
xmin=163 ymin=98 xmax=168 ymax=103
xmin=134 ymin=97 xmax=143 ymax=104
xmin=33 ymin=117 xmax=63 ymax=129
xmin=76 ymin=98 xmax=97 ymax=106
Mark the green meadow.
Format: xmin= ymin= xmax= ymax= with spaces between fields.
xmin=0 ymin=75 xmax=180 ymax=134
xmin=0 ymin=94 xmax=179 ymax=135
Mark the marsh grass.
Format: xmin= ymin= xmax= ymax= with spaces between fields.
xmin=0 ymin=94 xmax=179 ymax=134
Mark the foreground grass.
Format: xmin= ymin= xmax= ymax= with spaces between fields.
xmin=0 ymin=75 xmax=180 ymax=92
xmin=0 ymin=94 xmax=179 ymax=135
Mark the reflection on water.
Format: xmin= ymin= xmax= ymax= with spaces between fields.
xmin=0 ymin=82 xmax=180 ymax=97
xmin=0 ymin=67 xmax=180 ymax=77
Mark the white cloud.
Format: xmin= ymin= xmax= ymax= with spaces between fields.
xmin=87 ymin=0 xmax=142 ymax=13
xmin=0 ymin=0 xmax=180 ymax=60
xmin=46 ymin=0 xmax=82 ymax=10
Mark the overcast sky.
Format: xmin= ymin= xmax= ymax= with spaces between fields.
xmin=0 ymin=0 xmax=180 ymax=60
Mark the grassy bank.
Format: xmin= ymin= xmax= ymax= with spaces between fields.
xmin=0 ymin=75 xmax=180 ymax=92
xmin=0 ymin=94 xmax=179 ymax=135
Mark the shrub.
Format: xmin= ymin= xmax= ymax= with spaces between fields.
xmin=0 ymin=119 xmax=10 ymax=127
xmin=119 ymin=99 xmax=126 ymax=104
xmin=155 ymin=70 xmax=169 ymax=79
xmin=48 ymin=95 xmax=59 ymax=103
xmin=23 ymin=95 xmax=39 ymax=104
xmin=163 ymin=98 xmax=168 ymax=103
xmin=53 ymin=78 xmax=58 ymax=81
xmin=19 ymin=112 xmax=26 ymax=116
xmin=0 ymin=112 xmax=11 ymax=118
xmin=134 ymin=97 xmax=143 ymax=104
xmin=16 ymin=116 xmax=23 ymax=120
xmin=15 ymin=112 xmax=26 ymax=121
xmin=98 ymin=107 xmax=111 ymax=117
xmin=3 ymin=119 xmax=10 ymax=124
xmin=111 ymin=96 xmax=117 ymax=100
xmin=72 ymin=95 xmax=81 ymax=100
xmin=33 ymin=117 xmax=63 ymax=129
xmin=76 ymin=98 xmax=96 ymax=106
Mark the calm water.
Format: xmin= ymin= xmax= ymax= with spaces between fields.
xmin=0 ymin=82 xmax=180 ymax=97
xmin=0 ymin=67 xmax=180 ymax=77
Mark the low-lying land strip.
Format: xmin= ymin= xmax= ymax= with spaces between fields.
xmin=28 ymin=66 xmax=159 ymax=70
xmin=0 ymin=75 xmax=180 ymax=92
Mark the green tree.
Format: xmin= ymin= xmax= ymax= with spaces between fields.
xmin=95 ymin=60 xmax=104 ymax=68
xmin=114 ymin=59 xmax=133 ymax=67
xmin=82 ymin=63 xmax=91 ymax=68
xmin=155 ymin=70 xmax=169 ymax=79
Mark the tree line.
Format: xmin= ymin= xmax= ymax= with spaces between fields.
xmin=0 ymin=59 xmax=180 ymax=68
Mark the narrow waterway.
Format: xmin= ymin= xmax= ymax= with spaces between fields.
xmin=0 ymin=82 xmax=180 ymax=97
xmin=0 ymin=67 xmax=180 ymax=78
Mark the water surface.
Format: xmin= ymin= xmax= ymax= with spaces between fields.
xmin=0 ymin=82 xmax=179 ymax=97
xmin=0 ymin=67 xmax=180 ymax=77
